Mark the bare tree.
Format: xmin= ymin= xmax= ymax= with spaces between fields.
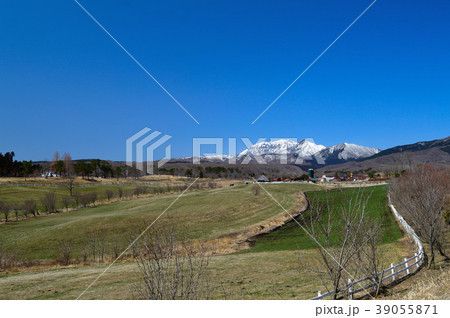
xmin=72 ymin=193 xmax=80 ymax=208
xmin=134 ymin=227 xmax=211 ymax=300
xmin=60 ymin=153 xmax=76 ymax=196
xmin=391 ymin=165 xmax=449 ymax=268
xmin=57 ymin=241 xmax=72 ymax=266
xmin=0 ymin=202 xmax=11 ymax=222
xmin=105 ymin=189 xmax=114 ymax=201
xmin=40 ymin=192 xmax=57 ymax=213
xmin=88 ymin=233 xmax=97 ymax=263
xmin=13 ymin=204 xmax=20 ymax=221
xmin=356 ymin=220 xmax=386 ymax=296
xmin=89 ymin=192 xmax=98 ymax=206
xmin=80 ymin=194 xmax=90 ymax=208
xmin=22 ymin=199 xmax=37 ymax=217
xmin=299 ymin=188 xmax=376 ymax=299
xmin=51 ymin=151 xmax=60 ymax=173
xmin=64 ymin=175 xmax=76 ymax=197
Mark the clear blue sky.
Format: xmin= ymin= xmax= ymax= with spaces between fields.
xmin=1 ymin=0 xmax=449 ymax=161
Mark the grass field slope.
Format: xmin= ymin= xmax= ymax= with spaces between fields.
xmin=0 ymin=182 xmax=411 ymax=300
xmin=248 ymin=186 xmax=402 ymax=253
xmin=0 ymin=183 xmax=318 ymax=261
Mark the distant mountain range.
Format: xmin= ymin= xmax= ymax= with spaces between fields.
xmin=236 ymin=139 xmax=380 ymax=166
xmin=317 ymin=136 xmax=450 ymax=173
xmin=150 ymin=136 xmax=449 ymax=177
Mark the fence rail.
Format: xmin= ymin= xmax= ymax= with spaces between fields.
xmin=311 ymin=193 xmax=424 ymax=300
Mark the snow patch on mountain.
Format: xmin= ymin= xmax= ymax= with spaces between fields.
xmin=238 ymin=139 xmax=325 ymax=158
xmin=317 ymin=143 xmax=380 ymax=161
xmin=238 ymin=139 xmax=380 ymax=163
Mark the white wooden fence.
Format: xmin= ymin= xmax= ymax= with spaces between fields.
xmin=311 ymin=193 xmax=425 ymax=300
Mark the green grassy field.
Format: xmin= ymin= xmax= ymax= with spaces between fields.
xmin=0 ymin=183 xmax=319 ymax=261
xmin=0 ymin=182 xmax=411 ymax=300
xmin=0 ymin=182 xmax=196 ymax=216
xmin=0 ymin=240 xmax=410 ymax=300
xmin=0 ymin=184 xmax=125 ymax=211
xmin=248 ymin=186 xmax=403 ymax=253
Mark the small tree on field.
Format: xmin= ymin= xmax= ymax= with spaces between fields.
xmin=0 ymin=202 xmax=11 ymax=222
xmin=22 ymin=200 xmax=37 ymax=217
xmin=106 ymin=190 xmax=114 ymax=201
xmin=134 ymin=227 xmax=211 ymax=300
xmin=252 ymin=184 xmax=260 ymax=195
xmin=391 ymin=165 xmax=450 ymax=268
xmin=72 ymin=193 xmax=80 ymax=208
xmin=89 ymin=192 xmax=98 ymax=205
xmin=41 ymin=192 xmax=57 ymax=213
xmin=57 ymin=241 xmax=72 ymax=266
xmin=79 ymin=194 xmax=90 ymax=208
xmin=62 ymin=196 xmax=72 ymax=210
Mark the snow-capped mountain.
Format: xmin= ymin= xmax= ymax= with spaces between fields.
xmin=238 ymin=139 xmax=325 ymax=158
xmin=316 ymin=143 xmax=380 ymax=163
xmin=237 ymin=139 xmax=380 ymax=165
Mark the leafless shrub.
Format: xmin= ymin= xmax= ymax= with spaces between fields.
xmin=134 ymin=227 xmax=211 ymax=300
xmin=79 ymin=194 xmax=91 ymax=208
xmin=0 ymin=201 xmax=12 ymax=222
xmin=105 ymin=189 xmax=114 ymax=201
xmin=134 ymin=186 xmax=147 ymax=196
xmin=98 ymin=235 xmax=106 ymax=263
xmin=88 ymin=233 xmax=97 ymax=263
xmin=89 ymin=192 xmax=98 ymax=205
xmin=391 ymin=165 xmax=449 ymax=268
xmin=252 ymin=185 xmax=260 ymax=195
xmin=62 ymin=196 xmax=72 ymax=210
xmin=111 ymin=240 xmax=121 ymax=260
xmin=208 ymin=182 xmax=218 ymax=189
xmin=22 ymin=199 xmax=37 ymax=217
xmin=40 ymin=192 xmax=57 ymax=213
xmin=117 ymin=188 xmax=123 ymax=199
xmin=82 ymin=246 xmax=89 ymax=263
xmin=12 ymin=204 xmax=20 ymax=221
xmin=72 ymin=193 xmax=80 ymax=208
xmin=56 ymin=241 xmax=72 ymax=266
xmin=87 ymin=230 xmax=108 ymax=263
xmin=0 ymin=244 xmax=18 ymax=271
xmin=356 ymin=220 xmax=386 ymax=296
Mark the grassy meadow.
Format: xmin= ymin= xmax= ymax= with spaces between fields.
xmin=248 ymin=186 xmax=403 ymax=253
xmin=0 ymin=180 xmax=411 ymax=300
xmin=0 ymin=183 xmax=318 ymax=261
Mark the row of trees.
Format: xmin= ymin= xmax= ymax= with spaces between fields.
xmin=391 ymin=165 xmax=449 ymax=268
xmin=0 ymin=152 xmax=41 ymax=179
xmin=1 ymin=181 xmax=222 ymax=222
xmin=51 ymin=152 xmax=121 ymax=180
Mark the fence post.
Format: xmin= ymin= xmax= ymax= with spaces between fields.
xmin=348 ymin=279 xmax=353 ymax=300
xmin=391 ymin=263 xmax=395 ymax=282
xmin=318 ymin=291 xmax=322 ymax=299
xmin=415 ymin=253 xmax=419 ymax=269
xmin=404 ymin=258 xmax=410 ymax=275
